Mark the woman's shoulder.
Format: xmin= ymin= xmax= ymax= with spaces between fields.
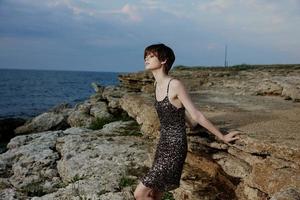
xmin=169 ymin=77 xmax=183 ymax=85
xmin=169 ymin=77 xmax=187 ymax=92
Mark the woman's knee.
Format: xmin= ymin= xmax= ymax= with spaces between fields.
xmin=134 ymin=182 xmax=149 ymax=199
xmin=134 ymin=188 xmax=143 ymax=199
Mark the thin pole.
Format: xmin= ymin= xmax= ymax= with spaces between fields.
xmin=224 ymin=44 xmax=228 ymax=67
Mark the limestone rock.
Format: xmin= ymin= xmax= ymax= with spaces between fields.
xmin=89 ymin=101 xmax=113 ymax=119
xmin=0 ymin=125 xmax=150 ymax=199
xmin=255 ymin=79 xmax=283 ymax=95
xmin=118 ymin=71 xmax=154 ymax=92
xmin=14 ymin=112 xmax=70 ymax=135
xmin=91 ymin=81 xmax=105 ymax=94
xmin=270 ymin=187 xmax=300 ymax=200
xmin=67 ymin=110 xmax=93 ymax=128
xmin=119 ymin=93 xmax=160 ymax=138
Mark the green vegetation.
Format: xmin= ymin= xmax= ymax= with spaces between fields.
xmin=20 ymin=181 xmax=47 ymax=197
xmin=89 ymin=111 xmax=134 ymax=130
xmin=173 ymin=63 xmax=300 ymax=71
xmin=71 ymin=174 xmax=84 ymax=183
xmin=97 ymin=189 xmax=110 ymax=196
xmin=118 ymin=120 xmax=142 ymax=136
xmin=162 ymin=192 xmax=175 ymax=200
xmin=89 ymin=117 xmax=114 ymax=130
xmin=88 ymin=112 xmax=143 ymax=136
xmin=119 ymin=175 xmax=136 ymax=189
xmin=53 ymin=181 xmax=68 ymax=189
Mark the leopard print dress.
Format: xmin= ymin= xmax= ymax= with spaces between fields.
xmin=139 ymin=78 xmax=188 ymax=192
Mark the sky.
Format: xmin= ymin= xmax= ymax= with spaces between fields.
xmin=0 ymin=0 xmax=299 ymax=73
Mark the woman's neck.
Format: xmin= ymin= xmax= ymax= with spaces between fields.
xmin=152 ymin=68 xmax=169 ymax=85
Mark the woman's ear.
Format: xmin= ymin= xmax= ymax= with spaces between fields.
xmin=161 ymin=59 xmax=167 ymax=65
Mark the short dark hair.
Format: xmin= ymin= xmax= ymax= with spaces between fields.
xmin=144 ymin=43 xmax=175 ymax=75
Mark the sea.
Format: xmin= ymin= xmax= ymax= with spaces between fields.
xmin=0 ymin=68 xmax=126 ymax=119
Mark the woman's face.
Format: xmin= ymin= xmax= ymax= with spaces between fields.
xmin=144 ymin=52 xmax=163 ymax=70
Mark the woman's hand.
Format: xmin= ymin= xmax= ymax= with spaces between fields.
xmin=221 ymin=130 xmax=241 ymax=144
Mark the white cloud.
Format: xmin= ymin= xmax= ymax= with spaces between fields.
xmin=46 ymin=0 xmax=96 ymax=16
xmin=45 ymin=1 xmax=142 ymax=23
xmin=198 ymin=0 xmax=233 ymax=13
xmin=120 ymin=4 xmax=142 ymax=22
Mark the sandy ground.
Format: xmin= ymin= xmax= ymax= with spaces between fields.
xmin=189 ymin=88 xmax=300 ymax=148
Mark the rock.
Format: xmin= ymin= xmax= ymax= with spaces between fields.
xmin=272 ymin=76 xmax=300 ymax=102
xmin=90 ymin=82 xmax=106 ymax=103
xmin=255 ymin=79 xmax=283 ymax=95
xmin=212 ymin=152 xmax=251 ymax=178
xmin=0 ymin=130 xmax=62 ymax=197
xmin=100 ymin=120 xmax=141 ymax=136
xmin=119 ymin=93 xmax=160 ymax=138
xmin=67 ymin=110 xmax=93 ymax=128
xmin=231 ymin=136 xmax=300 ymax=165
xmin=67 ymin=99 xmax=113 ymax=128
xmin=118 ymin=71 xmax=154 ymax=92
xmin=89 ymin=101 xmax=113 ymax=120
xmin=74 ymin=100 xmax=92 ymax=113
xmin=244 ymin=157 xmax=300 ymax=196
xmin=235 ymin=181 xmax=269 ymax=200
xmin=270 ymin=187 xmax=300 ymax=200
xmin=101 ymin=85 xmax=129 ymax=111
xmin=14 ymin=112 xmax=70 ymax=135
xmin=47 ymin=102 xmax=72 ymax=113
xmin=174 ymin=153 xmax=238 ymax=200
xmin=281 ymin=85 xmax=300 ymax=102
xmin=0 ymin=125 xmax=150 ymax=199
xmin=91 ymin=82 xmax=105 ymax=94
xmin=0 ymin=188 xmax=20 ymax=200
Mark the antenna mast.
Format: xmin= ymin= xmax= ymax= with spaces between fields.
xmin=224 ymin=44 xmax=228 ymax=67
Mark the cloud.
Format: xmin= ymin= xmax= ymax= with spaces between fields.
xmin=46 ymin=0 xmax=96 ymax=16
xmin=198 ymin=0 xmax=233 ymax=13
xmin=119 ymin=4 xmax=142 ymax=22
xmin=1 ymin=0 xmax=300 ymax=71
xmin=45 ymin=1 xmax=142 ymax=23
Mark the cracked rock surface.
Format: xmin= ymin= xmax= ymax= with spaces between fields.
xmin=0 ymin=122 xmax=150 ymax=199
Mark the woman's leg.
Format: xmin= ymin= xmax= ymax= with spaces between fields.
xmin=134 ymin=181 xmax=155 ymax=200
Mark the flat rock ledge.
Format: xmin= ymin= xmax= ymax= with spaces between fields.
xmin=120 ymin=92 xmax=300 ymax=200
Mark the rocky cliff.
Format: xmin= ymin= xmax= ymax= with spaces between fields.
xmin=0 ymin=64 xmax=299 ymax=200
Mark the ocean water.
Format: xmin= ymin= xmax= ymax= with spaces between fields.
xmin=0 ymin=69 xmax=125 ymax=119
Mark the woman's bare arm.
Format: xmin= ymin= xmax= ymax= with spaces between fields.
xmin=171 ymin=79 xmax=240 ymax=143
xmin=184 ymin=110 xmax=198 ymax=129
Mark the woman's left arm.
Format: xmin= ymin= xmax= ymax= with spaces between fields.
xmin=172 ymin=79 xmax=240 ymax=143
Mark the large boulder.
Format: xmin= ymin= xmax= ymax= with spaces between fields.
xmin=119 ymin=93 xmax=160 ymax=138
xmin=67 ymin=99 xmax=113 ymax=128
xmin=14 ymin=112 xmax=70 ymax=135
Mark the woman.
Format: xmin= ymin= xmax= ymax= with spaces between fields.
xmin=134 ymin=43 xmax=240 ymax=200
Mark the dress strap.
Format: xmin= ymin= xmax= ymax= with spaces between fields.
xmin=167 ymin=78 xmax=174 ymax=95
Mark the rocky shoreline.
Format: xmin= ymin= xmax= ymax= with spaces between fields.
xmin=1 ymin=64 xmax=300 ymax=199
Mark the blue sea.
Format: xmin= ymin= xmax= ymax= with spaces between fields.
xmin=0 ymin=69 xmax=125 ymax=119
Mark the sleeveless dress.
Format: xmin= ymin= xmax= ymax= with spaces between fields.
xmin=139 ymin=78 xmax=188 ymax=192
